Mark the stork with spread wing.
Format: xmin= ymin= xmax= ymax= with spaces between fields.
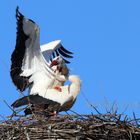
xmin=11 ymin=7 xmax=73 ymax=98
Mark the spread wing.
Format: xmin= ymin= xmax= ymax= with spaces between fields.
xmin=10 ymin=7 xmax=73 ymax=92
xmin=41 ymin=40 xmax=73 ymax=64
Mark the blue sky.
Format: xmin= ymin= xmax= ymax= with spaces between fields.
xmin=0 ymin=0 xmax=140 ymax=118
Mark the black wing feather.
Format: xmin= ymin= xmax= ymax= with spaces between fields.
xmin=60 ymin=45 xmax=73 ymax=54
xmin=52 ymin=52 xmax=55 ymax=58
xmin=63 ymin=58 xmax=70 ymax=64
xmin=57 ymin=48 xmax=73 ymax=58
xmin=11 ymin=94 xmax=61 ymax=115
xmin=55 ymin=50 xmax=71 ymax=63
xmin=11 ymin=94 xmax=60 ymax=108
xmin=55 ymin=50 xmax=59 ymax=56
xmin=10 ymin=7 xmax=30 ymax=92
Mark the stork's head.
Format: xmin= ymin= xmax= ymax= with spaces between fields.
xmin=50 ymin=56 xmax=64 ymax=67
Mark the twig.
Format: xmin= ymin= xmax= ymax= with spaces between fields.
xmin=81 ymin=89 xmax=101 ymax=114
xmin=3 ymin=100 xmax=17 ymax=119
xmin=133 ymin=112 xmax=139 ymax=128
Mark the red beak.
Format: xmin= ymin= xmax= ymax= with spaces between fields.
xmin=50 ymin=60 xmax=58 ymax=67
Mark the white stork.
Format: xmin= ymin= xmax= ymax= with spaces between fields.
xmin=10 ymin=7 xmax=73 ymax=98
xmin=12 ymin=75 xmax=81 ymax=114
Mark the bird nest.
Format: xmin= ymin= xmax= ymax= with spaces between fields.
xmin=0 ymin=110 xmax=140 ymax=140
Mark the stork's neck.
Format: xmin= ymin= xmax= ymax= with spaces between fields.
xmin=68 ymin=75 xmax=81 ymax=99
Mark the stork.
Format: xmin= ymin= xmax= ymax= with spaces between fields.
xmin=10 ymin=7 xmax=73 ymax=98
xmin=12 ymin=75 xmax=81 ymax=115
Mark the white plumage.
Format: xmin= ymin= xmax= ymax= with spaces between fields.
xmin=11 ymin=7 xmax=80 ymax=114
xmin=43 ymin=75 xmax=81 ymax=105
xmin=11 ymin=7 xmax=73 ymax=98
xmin=12 ymin=75 xmax=81 ymax=113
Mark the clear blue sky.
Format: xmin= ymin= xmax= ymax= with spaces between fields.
xmin=0 ymin=0 xmax=140 ymax=118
